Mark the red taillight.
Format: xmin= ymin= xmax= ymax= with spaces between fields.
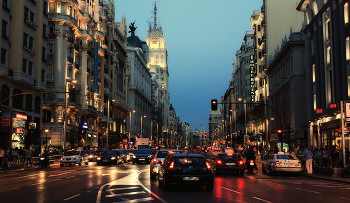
xmin=152 ymin=158 xmax=157 ymax=165
xmin=239 ymin=160 xmax=244 ymax=165
xmin=216 ymin=160 xmax=222 ymax=165
xmin=184 ymin=158 xmax=188 ymax=164
xmin=169 ymin=161 xmax=174 ymax=170
xmin=206 ymin=162 xmax=211 ymax=170
xmin=250 ymin=160 xmax=254 ymax=163
xmin=276 ymin=161 xmax=280 ymax=166
xmin=168 ymin=151 xmax=174 ymax=154
xmin=227 ymin=153 xmax=233 ymax=156
xmin=298 ymin=162 xmax=301 ymax=167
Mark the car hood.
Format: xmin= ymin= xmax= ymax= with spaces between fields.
xmin=135 ymin=154 xmax=151 ymax=157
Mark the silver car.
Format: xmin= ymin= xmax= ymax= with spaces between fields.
xmin=60 ymin=150 xmax=89 ymax=166
xmin=150 ymin=149 xmax=182 ymax=179
xmin=262 ymin=154 xmax=302 ymax=175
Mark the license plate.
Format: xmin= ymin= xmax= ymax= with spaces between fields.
xmin=183 ymin=177 xmax=199 ymax=181
xmin=250 ymin=163 xmax=254 ymax=166
xmin=139 ymin=159 xmax=145 ymax=160
xmin=226 ymin=163 xmax=235 ymax=165
xmin=103 ymin=160 xmax=108 ymax=162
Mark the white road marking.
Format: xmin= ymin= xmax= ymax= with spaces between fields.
xmin=340 ymin=197 xmax=350 ymax=201
xmin=295 ymin=187 xmax=321 ymax=194
xmin=105 ymin=191 xmax=146 ymax=198
xmin=0 ymin=187 xmax=20 ymax=193
xmin=87 ymin=186 xmax=101 ymax=193
xmin=63 ymin=194 xmax=81 ymax=201
xmin=252 ymin=196 xmax=272 ymax=203
xmin=221 ymin=187 xmax=242 ymax=194
xmin=117 ymin=197 xmax=153 ymax=203
xmin=49 ymin=172 xmax=70 ymax=177
xmin=48 ymin=179 xmax=61 ymax=182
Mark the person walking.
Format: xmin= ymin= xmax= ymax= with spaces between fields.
xmin=7 ymin=148 xmax=13 ymax=168
xmin=25 ymin=148 xmax=32 ymax=167
xmin=0 ymin=148 xmax=5 ymax=169
xmin=303 ymin=147 xmax=313 ymax=174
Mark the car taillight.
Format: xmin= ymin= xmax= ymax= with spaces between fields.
xmin=152 ymin=158 xmax=157 ymax=165
xmin=184 ymin=158 xmax=188 ymax=164
xmin=239 ymin=160 xmax=244 ymax=165
xmin=169 ymin=161 xmax=174 ymax=170
xmin=216 ymin=160 xmax=222 ymax=165
xmin=206 ymin=162 xmax=211 ymax=170
xmin=276 ymin=161 xmax=280 ymax=166
xmin=298 ymin=162 xmax=301 ymax=167
xmin=250 ymin=160 xmax=254 ymax=163
xmin=227 ymin=153 xmax=233 ymax=156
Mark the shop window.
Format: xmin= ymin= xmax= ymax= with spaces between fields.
xmin=0 ymin=85 xmax=9 ymax=106
xmin=12 ymin=89 xmax=23 ymax=109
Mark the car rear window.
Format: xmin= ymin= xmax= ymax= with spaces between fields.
xmin=219 ymin=154 xmax=239 ymax=160
xmin=276 ymin=155 xmax=297 ymax=160
xmin=157 ymin=151 xmax=181 ymax=158
xmin=174 ymin=157 xmax=205 ymax=165
xmin=104 ymin=151 xmax=116 ymax=155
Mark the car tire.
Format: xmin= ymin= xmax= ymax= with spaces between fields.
xmin=60 ymin=164 xmax=64 ymax=167
xmin=133 ymin=162 xmax=136 ymax=165
xmin=206 ymin=182 xmax=214 ymax=191
xmin=262 ymin=165 xmax=267 ymax=174
xmin=78 ymin=160 xmax=82 ymax=166
xmin=85 ymin=161 xmax=88 ymax=165
xmin=239 ymin=170 xmax=245 ymax=176
xmin=270 ymin=166 xmax=275 ymax=175
xmin=97 ymin=162 xmax=100 ymax=165
xmin=150 ymin=172 xmax=156 ymax=180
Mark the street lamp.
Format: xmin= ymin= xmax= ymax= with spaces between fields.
xmin=255 ymin=76 xmax=268 ymax=148
xmin=141 ymin=115 xmax=146 ymax=138
xmin=45 ymin=129 xmax=49 ymax=148
xmin=106 ymin=99 xmax=115 ymax=150
xmin=129 ymin=110 xmax=136 ymax=149
xmin=64 ymin=79 xmax=77 ymax=149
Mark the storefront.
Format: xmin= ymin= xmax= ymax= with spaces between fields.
xmin=12 ymin=113 xmax=27 ymax=149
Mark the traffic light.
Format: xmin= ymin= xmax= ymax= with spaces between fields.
xmin=211 ymin=99 xmax=217 ymax=111
xmin=205 ymin=132 xmax=207 ymax=137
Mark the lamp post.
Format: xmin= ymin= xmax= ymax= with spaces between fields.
xmin=106 ymin=99 xmax=115 ymax=150
xmin=229 ymin=110 xmax=232 ymax=148
xmin=238 ymin=98 xmax=247 ymax=141
xmin=255 ymin=76 xmax=268 ymax=149
xmin=129 ymin=110 xmax=135 ymax=149
xmin=141 ymin=115 xmax=146 ymax=138
xmin=64 ymin=79 xmax=77 ymax=149
xmin=45 ymin=129 xmax=49 ymax=148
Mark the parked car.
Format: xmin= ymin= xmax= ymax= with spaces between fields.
xmin=60 ymin=150 xmax=89 ymax=166
xmin=97 ymin=150 xmax=122 ymax=165
xmin=87 ymin=150 xmax=98 ymax=162
xmin=150 ymin=149 xmax=182 ymax=179
xmin=133 ymin=149 xmax=153 ymax=164
xmin=213 ymin=153 xmax=245 ymax=175
xmin=262 ymin=154 xmax=302 ymax=175
xmin=158 ymin=153 xmax=214 ymax=191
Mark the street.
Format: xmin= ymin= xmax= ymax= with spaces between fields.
xmin=1 ymin=152 xmax=350 ymax=203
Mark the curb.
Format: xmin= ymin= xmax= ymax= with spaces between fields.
xmin=301 ymin=173 xmax=350 ymax=184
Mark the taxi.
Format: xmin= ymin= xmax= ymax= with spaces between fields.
xmin=262 ymin=153 xmax=302 ymax=175
xmin=150 ymin=149 xmax=182 ymax=179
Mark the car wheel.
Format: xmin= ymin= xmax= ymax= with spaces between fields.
xmin=133 ymin=161 xmax=136 ymax=165
xmin=239 ymin=170 xmax=245 ymax=176
xmin=78 ymin=160 xmax=82 ymax=166
xmin=85 ymin=161 xmax=88 ymax=165
xmin=270 ymin=166 xmax=275 ymax=175
xmin=162 ymin=176 xmax=169 ymax=190
xmin=206 ymin=182 xmax=214 ymax=191
xmin=150 ymin=172 xmax=156 ymax=180
xmin=60 ymin=164 xmax=64 ymax=167
xmin=97 ymin=162 xmax=100 ymax=165
xmin=262 ymin=165 xmax=267 ymax=174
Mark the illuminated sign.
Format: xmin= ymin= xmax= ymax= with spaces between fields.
xmin=329 ymin=104 xmax=337 ymax=108
xmin=82 ymin=122 xmax=88 ymax=129
xmin=316 ymin=109 xmax=323 ymax=113
xmin=250 ymin=55 xmax=255 ymax=102
xmin=16 ymin=113 xmax=27 ymax=120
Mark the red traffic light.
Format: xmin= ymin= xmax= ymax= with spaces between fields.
xmin=211 ymin=99 xmax=218 ymax=111
xmin=277 ymin=129 xmax=282 ymax=134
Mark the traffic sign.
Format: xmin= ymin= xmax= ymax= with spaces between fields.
xmin=244 ymin=135 xmax=249 ymax=143
xmin=336 ymin=126 xmax=350 ymax=136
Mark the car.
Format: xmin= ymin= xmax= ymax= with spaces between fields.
xmin=150 ymin=149 xmax=182 ymax=179
xmin=224 ymin=148 xmax=234 ymax=154
xmin=127 ymin=149 xmax=138 ymax=160
xmin=158 ymin=153 xmax=214 ymax=191
xmin=60 ymin=150 xmax=89 ymax=166
xmin=214 ymin=147 xmax=221 ymax=152
xmin=97 ymin=150 xmax=122 ymax=165
xmin=133 ymin=149 xmax=153 ymax=164
xmin=87 ymin=150 xmax=98 ymax=162
xmin=262 ymin=154 xmax=302 ymax=175
xmin=213 ymin=153 xmax=245 ymax=175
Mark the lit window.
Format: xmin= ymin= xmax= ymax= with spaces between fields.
xmin=312 ymin=64 xmax=315 ymax=82
xmin=327 ymin=47 xmax=331 ymax=64
xmin=346 ymin=37 xmax=350 ymax=60
xmin=345 ymin=3 xmax=349 ymax=24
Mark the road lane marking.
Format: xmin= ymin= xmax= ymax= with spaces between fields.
xmin=0 ymin=187 xmax=20 ymax=193
xmin=49 ymin=173 xmax=70 ymax=177
xmin=221 ymin=187 xmax=242 ymax=194
xmin=295 ymin=187 xmax=321 ymax=194
xmin=118 ymin=197 xmax=153 ymax=203
xmin=63 ymin=194 xmax=81 ymax=201
xmin=87 ymin=186 xmax=101 ymax=193
xmin=105 ymin=191 xmax=146 ymax=198
xmin=48 ymin=179 xmax=61 ymax=182
xmin=340 ymin=197 xmax=350 ymax=201
xmin=253 ymin=196 xmax=272 ymax=203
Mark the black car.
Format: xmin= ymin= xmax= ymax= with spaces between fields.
xmin=213 ymin=153 xmax=245 ymax=175
xmin=97 ymin=150 xmax=122 ymax=165
xmin=133 ymin=149 xmax=153 ymax=164
xmin=87 ymin=150 xmax=98 ymax=162
xmin=158 ymin=153 xmax=214 ymax=191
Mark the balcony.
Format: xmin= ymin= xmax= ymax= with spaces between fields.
xmin=24 ymin=19 xmax=38 ymax=30
xmin=28 ymin=0 xmax=36 ymax=6
xmin=2 ymin=33 xmax=9 ymax=42
xmin=67 ymin=56 xmax=73 ymax=63
xmin=2 ymin=4 xmax=10 ymax=13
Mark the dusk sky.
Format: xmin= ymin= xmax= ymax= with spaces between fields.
xmin=114 ymin=0 xmax=263 ymax=132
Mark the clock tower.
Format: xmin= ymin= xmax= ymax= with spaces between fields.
xmin=146 ymin=2 xmax=170 ymax=137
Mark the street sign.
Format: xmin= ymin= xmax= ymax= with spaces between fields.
xmin=2 ymin=109 xmax=10 ymax=126
xmin=336 ymin=126 xmax=350 ymax=136
xmin=345 ymin=101 xmax=350 ymax=122
xmin=244 ymin=135 xmax=249 ymax=143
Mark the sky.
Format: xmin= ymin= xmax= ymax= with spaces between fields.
xmin=114 ymin=0 xmax=263 ymax=132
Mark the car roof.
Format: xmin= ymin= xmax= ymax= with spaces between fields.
xmin=158 ymin=149 xmax=181 ymax=152
xmin=173 ymin=153 xmax=203 ymax=158
xmin=218 ymin=153 xmax=237 ymax=155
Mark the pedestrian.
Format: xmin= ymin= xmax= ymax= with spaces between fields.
xmin=0 ymin=147 xmax=5 ymax=169
xmin=316 ymin=148 xmax=322 ymax=166
xmin=322 ymin=147 xmax=328 ymax=167
xmin=13 ymin=147 xmax=18 ymax=164
xmin=303 ymin=147 xmax=313 ymax=174
xmin=25 ymin=148 xmax=32 ymax=167
xmin=7 ymin=148 xmax=13 ymax=168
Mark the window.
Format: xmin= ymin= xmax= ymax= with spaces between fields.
xmin=43 ymin=24 xmax=47 ymax=39
xmin=0 ymin=85 xmax=9 ymax=106
xmin=43 ymin=1 xmax=48 ymax=17
xmin=2 ymin=20 xmax=8 ymax=41
xmin=42 ymin=69 xmax=45 ymax=82
xmin=325 ymin=20 xmax=331 ymax=41
xmin=34 ymin=96 xmax=41 ymax=113
xmin=28 ymin=61 xmax=33 ymax=76
xmin=22 ymin=59 xmax=27 ymax=73
xmin=161 ymin=55 xmax=163 ymax=59
xmin=156 ymin=55 xmax=158 ymax=59
xmin=29 ymin=37 xmax=34 ymax=49
xmin=346 ymin=37 xmax=350 ymax=60
xmin=24 ymin=7 xmax=29 ymax=21
xmin=26 ymin=94 xmax=32 ymax=111
xmin=1 ymin=48 xmax=7 ymax=65
xmin=42 ymin=47 xmax=46 ymax=62
xmin=327 ymin=47 xmax=331 ymax=64
xmin=12 ymin=89 xmax=23 ymax=109
xmin=23 ymin=33 xmax=28 ymax=47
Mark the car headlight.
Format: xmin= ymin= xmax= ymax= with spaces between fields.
xmin=74 ymin=158 xmax=79 ymax=160
xmin=40 ymin=157 xmax=45 ymax=160
xmin=97 ymin=157 xmax=101 ymax=160
xmin=60 ymin=157 xmax=63 ymax=161
xmin=111 ymin=157 xmax=116 ymax=160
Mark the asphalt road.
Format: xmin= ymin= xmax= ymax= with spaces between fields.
xmin=0 ymin=152 xmax=350 ymax=203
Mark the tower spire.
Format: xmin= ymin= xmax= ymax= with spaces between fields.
xmin=153 ymin=1 xmax=158 ymax=29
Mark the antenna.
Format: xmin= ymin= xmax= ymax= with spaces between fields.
xmin=152 ymin=1 xmax=158 ymax=29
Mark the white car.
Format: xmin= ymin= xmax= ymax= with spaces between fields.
xmin=150 ymin=149 xmax=182 ymax=179
xmin=262 ymin=154 xmax=302 ymax=175
xmin=60 ymin=150 xmax=89 ymax=166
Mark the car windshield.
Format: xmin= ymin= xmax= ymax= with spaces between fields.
xmin=128 ymin=150 xmax=138 ymax=154
xmin=64 ymin=151 xmax=80 ymax=156
xmin=276 ymin=155 xmax=297 ymax=160
xmin=136 ymin=149 xmax=151 ymax=154
xmin=103 ymin=151 xmax=116 ymax=155
xmin=174 ymin=157 xmax=205 ymax=165
xmin=88 ymin=151 xmax=95 ymax=154
xmin=219 ymin=154 xmax=240 ymax=160
xmin=157 ymin=151 xmax=181 ymax=158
